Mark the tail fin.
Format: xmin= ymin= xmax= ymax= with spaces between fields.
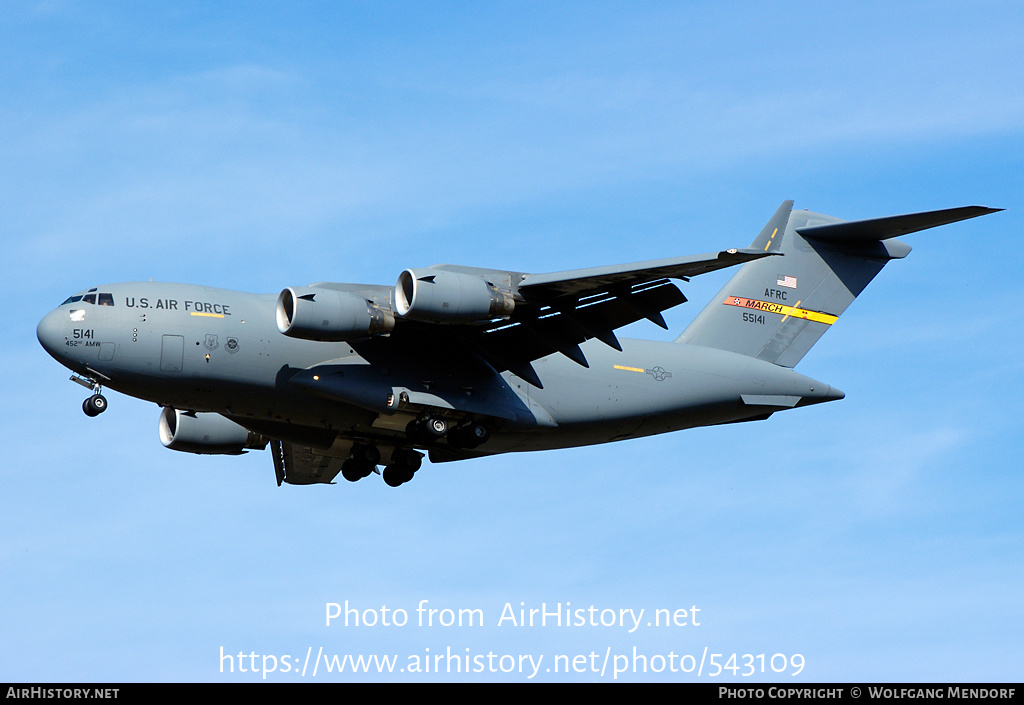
xmin=677 ymin=202 xmax=1001 ymax=367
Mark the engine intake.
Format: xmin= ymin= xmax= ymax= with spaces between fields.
xmin=277 ymin=287 xmax=395 ymax=341
xmin=395 ymin=269 xmax=514 ymax=323
xmin=159 ymin=408 xmax=268 ymax=455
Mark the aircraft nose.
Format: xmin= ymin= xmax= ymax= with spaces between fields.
xmin=37 ymin=308 xmax=67 ymax=361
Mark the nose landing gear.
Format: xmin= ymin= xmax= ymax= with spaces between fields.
xmin=83 ymin=394 xmax=108 ymax=417
xmin=71 ymin=372 xmax=108 ymax=417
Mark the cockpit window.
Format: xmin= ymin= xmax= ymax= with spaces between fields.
xmin=61 ymin=291 xmax=114 ymax=306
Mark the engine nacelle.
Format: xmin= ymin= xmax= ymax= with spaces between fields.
xmin=277 ymin=287 xmax=395 ymax=341
xmin=395 ymin=269 xmax=515 ymax=323
xmin=159 ymin=408 xmax=268 ymax=455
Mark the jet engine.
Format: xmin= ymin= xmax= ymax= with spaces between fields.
xmin=395 ymin=269 xmax=515 ymax=323
xmin=277 ymin=287 xmax=395 ymax=341
xmin=159 ymin=408 xmax=268 ymax=455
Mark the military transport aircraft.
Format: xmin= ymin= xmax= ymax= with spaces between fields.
xmin=37 ymin=201 xmax=1000 ymax=487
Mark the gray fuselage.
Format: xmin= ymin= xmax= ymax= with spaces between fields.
xmin=37 ymin=281 xmax=841 ymax=458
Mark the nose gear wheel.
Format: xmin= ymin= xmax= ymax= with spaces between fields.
xmin=83 ymin=394 xmax=108 ymax=417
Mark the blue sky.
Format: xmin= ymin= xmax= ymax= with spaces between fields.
xmin=3 ymin=1 xmax=1022 ymax=682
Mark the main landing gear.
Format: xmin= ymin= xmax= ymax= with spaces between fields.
xmin=405 ymin=415 xmax=449 ymax=444
xmin=447 ymin=421 xmax=491 ymax=449
xmin=341 ymin=443 xmax=423 ymax=488
xmin=340 ymin=443 xmax=380 ymax=483
xmin=406 ymin=415 xmax=490 ymax=449
xmin=341 ymin=413 xmax=490 ymax=488
xmin=382 ymin=449 xmax=422 ymax=487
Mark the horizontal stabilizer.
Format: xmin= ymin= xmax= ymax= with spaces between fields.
xmin=796 ymin=206 xmax=1002 ymax=242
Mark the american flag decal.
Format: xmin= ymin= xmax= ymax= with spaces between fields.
xmin=777 ymin=275 xmax=797 ymax=289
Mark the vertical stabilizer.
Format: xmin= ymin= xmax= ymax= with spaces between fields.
xmin=677 ymin=202 xmax=1000 ymax=367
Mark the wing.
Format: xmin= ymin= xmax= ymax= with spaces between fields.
xmin=515 ymin=248 xmax=773 ymax=297
xmin=430 ymin=248 xmax=775 ymax=388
